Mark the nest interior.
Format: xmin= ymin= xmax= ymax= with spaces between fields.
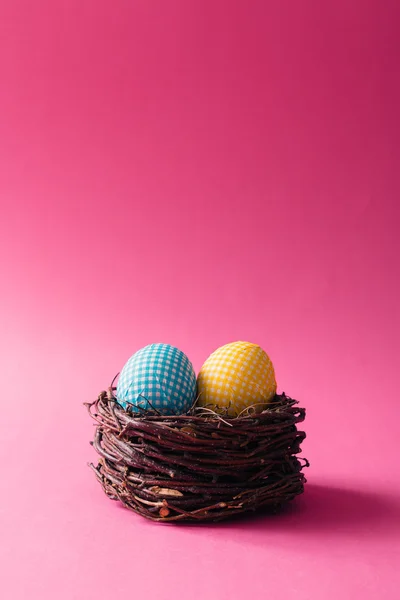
xmin=85 ymin=389 xmax=308 ymax=523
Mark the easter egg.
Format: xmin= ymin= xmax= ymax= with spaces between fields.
xmin=116 ymin=343 xmax=196 ymax=415
xmin=197 ymin=341 xmax=277 ymax=417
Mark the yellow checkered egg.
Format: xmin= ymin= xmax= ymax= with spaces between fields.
xmin=197 ymin=341 xmax=277 ymax=417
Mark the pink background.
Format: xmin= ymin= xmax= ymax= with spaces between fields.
xmin=1 ymin=1 xmax=399 ymax=598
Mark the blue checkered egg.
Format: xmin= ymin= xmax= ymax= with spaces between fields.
xmin=116 ymin=343 xmax=197 ymax=415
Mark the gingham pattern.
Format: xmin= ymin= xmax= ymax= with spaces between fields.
xmin=197 ymin=341 xmax=277 ymax=417
xmin=116 ymin=344 xmax=197 ymax=415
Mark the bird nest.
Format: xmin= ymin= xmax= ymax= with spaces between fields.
xmin=85 ymin=388 xmax=308 ymax=523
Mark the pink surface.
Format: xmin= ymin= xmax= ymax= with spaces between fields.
xmin=1 ymin=1 xmax=399 ymax=598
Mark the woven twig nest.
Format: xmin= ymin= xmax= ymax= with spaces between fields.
xmin=85 ymin=389 xmax=308 ymax=522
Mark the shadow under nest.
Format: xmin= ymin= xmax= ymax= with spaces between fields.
xmin=85 ymin=389 xmax=308 ymax=523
